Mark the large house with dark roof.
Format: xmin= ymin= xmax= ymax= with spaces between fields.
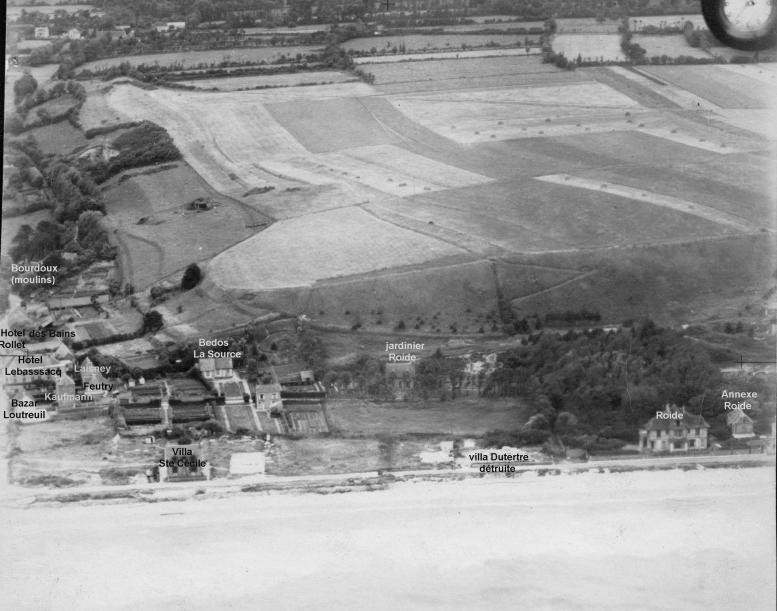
xmin=638 ymin=404 xmax=709 ymax=453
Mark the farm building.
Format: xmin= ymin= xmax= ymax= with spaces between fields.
xmin=34 ymin=26 xmax=50 ymax=39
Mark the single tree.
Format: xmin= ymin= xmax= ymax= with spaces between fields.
xmin=143 ymin=310 xmax=164 ymax=333
xmin=181 ymin=263 xmax=202 ymax=290
xmin=13 ymin=72 xmax=38 ymax=103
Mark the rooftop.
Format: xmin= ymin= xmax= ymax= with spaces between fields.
xmin=642 ymin=405 xmax=709 ymax=431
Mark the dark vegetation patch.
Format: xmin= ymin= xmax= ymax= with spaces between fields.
xmin=88 ymin=121 xmax=181 ymax=183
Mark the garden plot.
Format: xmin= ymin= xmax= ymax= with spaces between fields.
xmin=535 ymin=174 xmax=758 ymax=233
xmin=261 ymin=144 xmax=492 ymax=197
xmin=208 ymin=206 xmax=467 ymax=290
xmin=389 ymin=82 xmax=641 ymax=144
xmin=552 ymin=34 xmax=624 ymax=61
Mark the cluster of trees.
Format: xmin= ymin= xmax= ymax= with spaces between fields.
xmin=47 ymin=162 xmax=104 ymax=221
xmin=481 ymin=321 xmax=744 ymax=446
xmin=89 ymin=121 xmax=181 ymax=183
xmin=620 ymin=23 xmax=647 ymax=63
xmin=480 ymin=0 xmax=699 ymax=20
xmin=10 ymin=210 xmax=115 ymax=270
xmin=14 ymin=79 xmax=86 ymax=112
xmin=7 ymin=77 xmax=87 ymax=134
xmin=6 ymin=134 xmax=116 ymax=280
xmin=181 ymin=263 xmax=202 ymax=290
xmin=544 ymin=309 xmax=602 ymax=324
xmin=542 ymin=49 xmax=577 ymax=70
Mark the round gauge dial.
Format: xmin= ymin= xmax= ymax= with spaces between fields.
xmin=702 ymin=0 xmax=777 ymax=50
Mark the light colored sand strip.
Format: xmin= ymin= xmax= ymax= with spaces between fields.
xmin=262 ymin=144 xmax=491 ymax=197
xmin=535 ymin=173 xmax=757 ymax=232
xmin=636 ymin=127 xmax=742 ymax=154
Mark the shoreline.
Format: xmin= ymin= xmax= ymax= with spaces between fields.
xmin=5 ymin=451 xmax=773 ymax=508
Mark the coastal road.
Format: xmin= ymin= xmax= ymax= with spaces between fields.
xmin=1 ymin=466 xmax=774 ymax=611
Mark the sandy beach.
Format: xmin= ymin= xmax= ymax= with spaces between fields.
xmin=1 ymin=465 xmax=774 ymax=610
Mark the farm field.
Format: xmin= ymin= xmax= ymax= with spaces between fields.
xmin=79 ymin=84 xmax=133 ymax=130
xmin=555 ymin=17 xmax=620 ymax=33
xmin=509 ymin=233 xmax=774 ymax=324
xmin=173 ymin=71 xmax=356 ymax=90
xmin=27 ymin=122 xmax=86 ymax=155
xmin=243 ymin=25 xmax=331 ymax=35
xmin=414 ymin=20 xmax=544 ymax=32
xmin=79 ymin=46 xmax=322 ymax=72
xmin=103 ymin=164 xmax=270 ymax=289
xmin=15 ymin=40 xmax=50 ymax=50
xmin=552 ymin=34 xmax=624 ymax=62
xmin=327 ymin=398 xmax=530 ymax=437
xmin=261 ymin=143 xmax=493 ymax=197
xmin=606 ymin=66 xmax=722 ymax=109
xmin=571 ymin=158 xmax=776 ymax=224
xmin=22 ymin=95 xmax=78 ymax=128
xmin=471 ymin=15 xmax=536 ymax=23
xmin=534 ymin=174 xmax=757 ymax=233
xmin=640 ymin=65 xmax=773 ymax=108
xmin=265 ymin=97 xmax=399 ymax=153
xmin=94 ymin=54 xmax=775 ymax=326
xmin=409 ymin=175 xmax=737 ymax=250
xmin=208 ymin=206 xmax=468 ymax=290
xmin=102 ymin=84 xmax=343 ymax=197
xmin=629 ymin=14 xmax=707 ymax=30
xmin=341 ymin=34 xmax=524 ymax=53
xmin=633 ymin=35 xmax=708 ymax=58
xmin=353 ymin=47 xmax=537 ymax=65
xmin=366 ymin=55 xmax=583 ymax=93
xmin=387 ymin=81 xmax=641 ymax=144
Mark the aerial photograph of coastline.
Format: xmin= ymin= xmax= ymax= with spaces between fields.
xmin=2 ymin=0 xmax=775 ymax=609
